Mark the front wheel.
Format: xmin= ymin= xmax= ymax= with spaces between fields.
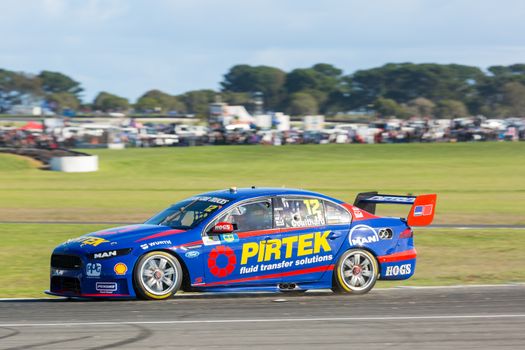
xmin=133 ymin=251 xmax=183 ymax=300
xmin=332 ymin=249 xmax=378 ymax=294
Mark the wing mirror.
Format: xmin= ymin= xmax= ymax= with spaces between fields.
xmin=210 ymin=222 xmax=235 ymax=234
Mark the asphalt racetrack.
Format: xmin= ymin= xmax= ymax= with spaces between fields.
xmin=1 ymin=285 xmax=524 ymax=349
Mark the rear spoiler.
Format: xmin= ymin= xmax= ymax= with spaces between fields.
xmin=354 ymin=192 xmax=437 ymax=226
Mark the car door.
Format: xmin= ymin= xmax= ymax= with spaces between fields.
xmin=274 ymin=196 xmax=349 ymax=282
xmin=202 ymin=198 xmax=281 ymax=287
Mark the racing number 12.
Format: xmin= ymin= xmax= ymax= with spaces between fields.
xmin=303 ymin=199 xmax=320 ymax=216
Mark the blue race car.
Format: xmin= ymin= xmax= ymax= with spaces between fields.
xmin=47 ymin=188 xmax=437 ymax=300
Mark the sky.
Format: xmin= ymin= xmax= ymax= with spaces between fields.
xmin=1 ymin=0 xmax=525 ymax=102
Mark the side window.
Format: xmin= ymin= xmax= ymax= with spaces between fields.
xmin=274 ymin=197 xmax=326 ymax=228
xmin=324 ymin=201 xmax=351 ymax=225
xmin=213 ymin=200 xmax=273 ymax=232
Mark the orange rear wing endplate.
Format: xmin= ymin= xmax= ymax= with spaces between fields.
xmin=406 ymin=194 xmax=437 ymax=226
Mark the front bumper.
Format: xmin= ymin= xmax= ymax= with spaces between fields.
xmin=48 ymin=252 xmax=137 ymax=298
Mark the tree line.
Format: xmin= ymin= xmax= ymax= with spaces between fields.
xmin=1 ymin=62 xmax=525 ymax=118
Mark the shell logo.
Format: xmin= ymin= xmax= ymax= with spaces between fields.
xmin=207 ymin=245 xmax=236 ymax=278
xmin=114 ymin=262 xmax=128 ymax=275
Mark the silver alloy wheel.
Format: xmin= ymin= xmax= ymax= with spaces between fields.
xmin=139 ymin=254 xmax=178 ymax=296
xmin=339 ymin=251 xmax=375 ymax=292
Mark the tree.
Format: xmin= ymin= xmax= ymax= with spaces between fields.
xmin=38 ymin=71 xmax=82 ymax=96
xmin=348 ymin=63 xmax=484 ymax=110
xmin=406 ymin=97 xmax=435 ymax=118
xmin=500 ymin=82 xmax=525 ymax=117
xmin=285 ymin=63 xmax=345 ymax=114
xmin=435 ymin=99 xmax=468 ymax=118
xmin=135 ymin=89 xmax=185 ymax=113
xmin=0 ymin=69 xmax=42 ymax=111
xmin=220 ymin=91 xmax=252 ymax=107
xmin=287 ymin=92 xmax=319 ymax=116
xmin=373 ymin=97 xmax=408 ymax=118
xmin=178 ymin=89 xmax=215 ymax=118
xmin=221 ymin=65 xmax=286 ymax=110
xmin=93 ymin=92 xmax=129 ymax=112
xmin=46 ymin=92 xmax=80 ymax=112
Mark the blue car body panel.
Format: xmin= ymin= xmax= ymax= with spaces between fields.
xmin=46 ymin=188 xmax=432 ymax=298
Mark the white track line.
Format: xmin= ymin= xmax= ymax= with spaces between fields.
xmin=0 ymin=283 xmax=523 ymax=301
xmin=2 ymin=314 xmax=525 ymax=328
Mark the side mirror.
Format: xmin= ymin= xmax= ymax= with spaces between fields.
xmin=210 ymin=222 xmax=235 ymax=234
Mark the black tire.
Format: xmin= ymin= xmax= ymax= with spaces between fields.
xmin=133 ymin=251 xmax=183 ymax=300
xmin=332 ymin=249 xmax=378 ymax=294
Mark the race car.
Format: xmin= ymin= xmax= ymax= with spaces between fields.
xmin=46 ymin=187 xmax=437 ymax=300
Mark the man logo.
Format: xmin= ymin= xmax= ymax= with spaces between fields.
xmin=348 ymin=225 xmax=379 ymax=246
xmin=94 ymin=251 xmax=117 ymax=259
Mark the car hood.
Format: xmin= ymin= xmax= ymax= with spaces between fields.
xmin=55 ymin=224 xmax=188 ymax=253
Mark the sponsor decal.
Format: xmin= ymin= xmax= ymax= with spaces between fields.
xmin=237 ymin=231 xmax=333 ymax=275
xmin=414 ymin=204 xmax=433 ymax=217
xmin=140 ymin=240 xmax=172 ymax=250
xmin=94 ymin=251 xmax=117 ymax=259
xmin=68 ymin=236 xmax=109 ymax=247
xmin=113 ymin=263 xmax=128 ymax=275
xmin=96 ymin=282 xmax=118 ymax=293
xmin=241 ymin=231 xmax=331 ymax=265
xmin=208 ymin=245 xmax=236 ymax=278
xmin=385 ymin=264 xmax=412 ymax=276
xmin=220 ymin=233 xmax=239 ymax=243
xmin=213 ymin=223 xmax=234 ymax=233
xmin=91 ymin=248 xmax=132 ymax=260
xmin=352 ymin=207 xmax=364 ymax=218
xmin=368 ymin=196 xmax=415 ymax=204
xmin=51 ymin=269 xmax=65 ymax=276
xmin=378 ymin=228 xmax=393 ymax=239
xmin=191 ymin=196 xmax=230 ymax=205
xmin=194 ymin=276 xmax=204 ymax=284
xmin=86 ymin=263 xmax=102 ymax=277
xmin=348 ymin=225 xmax=379 ymax=246
xmin=185 ymin=251 xmax=200 ymax=258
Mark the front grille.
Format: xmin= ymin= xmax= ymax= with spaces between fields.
xmin=51 ymin=276 xmax=81 ymax=294
xmin=51 ymin=254 xmax=82 ymax=269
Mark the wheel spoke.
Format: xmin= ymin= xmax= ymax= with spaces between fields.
xmin=357 ymin=275 xmax=366 ymax=286
xmin=354 ymin=254 xmax=360 ymax=265
xmin=344 ymin=259 xmax=354 ymax=269
xmin=155 ymin=280 xmax=163 ymax=291
xmin=143 ymin=270 xmax=154 ymax=277
xmin=159 ymin=258 xmax=167 ymax=270
xmin=343 ymin=270 xmax=353 ymax=278
xmin=148 ymin=259 xmax=158 ymax=269
xmin=162 ymin=276 xmax=173 ymax=286
xmin=146 ymin=277 xmax=156 ymax=287
xmin=164 ymin=268 xmax=175 ymax=276
xmin=350 ymin=275 xmax=358 ymax=286
xmin=362 ymin=270 xmax=372 ymax=277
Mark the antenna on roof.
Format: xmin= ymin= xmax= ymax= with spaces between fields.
xmin=229 ymin=187 xmax=237 ymax=193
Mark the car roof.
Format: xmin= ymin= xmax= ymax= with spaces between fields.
xmin=194 ymin=187 xmax=343 ymax=203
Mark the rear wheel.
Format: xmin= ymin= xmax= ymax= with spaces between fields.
xmin=134 ymin=251 xmax=182 ymax=300
xmin=332 ymin=249 xmax=378 ymax=294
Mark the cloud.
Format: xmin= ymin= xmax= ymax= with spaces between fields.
xmin=1 ymin=0 xmax=524 ymax=102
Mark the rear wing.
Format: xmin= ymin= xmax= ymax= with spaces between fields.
xmin=354 ymin=192 xmax=437 ymax=226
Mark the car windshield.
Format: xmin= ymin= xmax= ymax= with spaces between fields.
xmin=145 ymin=196 xmax=230 ymax=229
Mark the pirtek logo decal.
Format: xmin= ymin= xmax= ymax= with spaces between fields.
xmin=241 ymin=231 xmax=331 ymax=265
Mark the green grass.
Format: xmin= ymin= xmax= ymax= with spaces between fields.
xmin=0 ymin=142 xmax=524 ymax=224
xmin=0 ymin=143 xmax=524 ymax=296
xmin=0 ymin=224 xmax=523 ymax=297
